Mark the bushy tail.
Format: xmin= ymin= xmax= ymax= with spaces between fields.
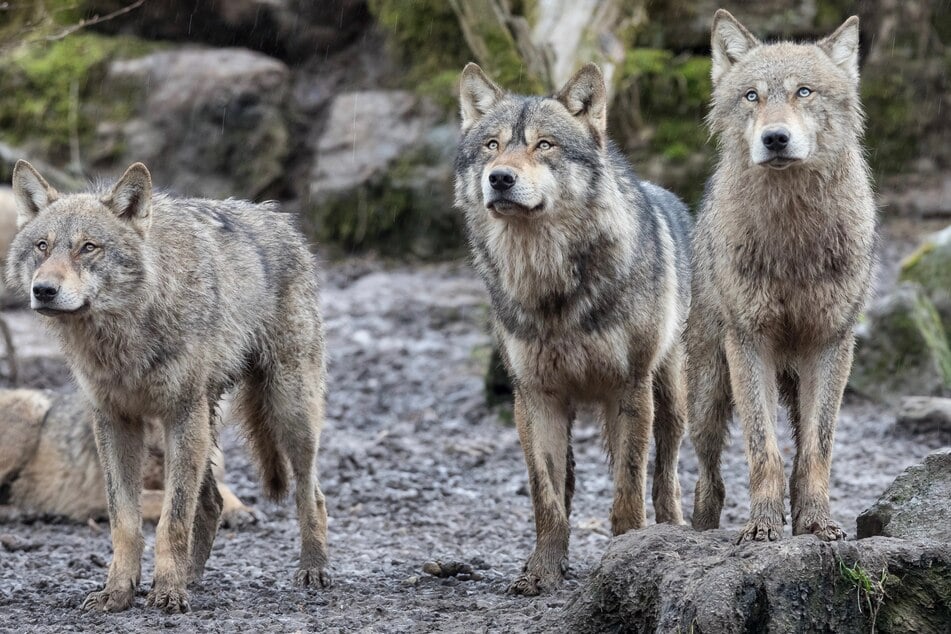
xmin=234 ymin=373 xmax=291 ymax=501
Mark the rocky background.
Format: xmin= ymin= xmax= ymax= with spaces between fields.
xmin=1 ymin=1 xmax=950 ymax=632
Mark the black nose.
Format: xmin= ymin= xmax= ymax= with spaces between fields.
xmin=488 ymin=168 xmax=517 ymax=191
xmin=761 ymin=128 xmax=790 ymax=151
xmin=32 ymin=282 xmax=58 ymax=301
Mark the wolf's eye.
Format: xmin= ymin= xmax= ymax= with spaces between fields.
xmin=797 ymin=86 xmax=813 ymax=98
xmin=81 ymin=242 xmax=97 ymax=253
xmin=486 ymin=140 xmax=499 ymax=151
xmin=36 ymin=240 xmax=48 ymax=252
xmin=537 ymin=140 xmax=553 ymax=150
xmin=745 ymin=90 xmax=759 ymax=102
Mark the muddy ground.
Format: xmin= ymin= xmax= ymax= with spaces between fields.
xmin=1 ymin=220 xmax=948 ymax=633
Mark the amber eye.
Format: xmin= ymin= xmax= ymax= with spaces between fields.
xmin=486 ymin=140 xmax=499 ymax=151
xmin=36 ymin=240 xmax=48 ymax=252
xmin=745 ymin=90 xmax=759 ymax=102
xmin=81 ymin=242 xmax=97 ymax=253
xmin=537 ymin=140 xmax=552 ymax=150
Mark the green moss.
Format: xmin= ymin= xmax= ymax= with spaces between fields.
xmin=306 ymin=149 xmax=464 ymax=259
xmin=0 ymin=33 xmax=155 ymax=161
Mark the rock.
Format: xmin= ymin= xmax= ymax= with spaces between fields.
xmin=857 ymin=449 xmax=951 ymax=542
xmin=849 ymin=283 xmax=951 ymax=399
xmin=895 ymin=396 xmax=951 ymax=437
xmin=565 ymin=524 xmax=951 ymax=634
xmin=84 ymin=0 xmax=370 ymax=62
xmin=305 ymin=91 xmax=462 ymax=257
xmin=899 ymin=224 xmax=951 ymax=336
xmin=102 ymin=48 xmax=290 ymax=200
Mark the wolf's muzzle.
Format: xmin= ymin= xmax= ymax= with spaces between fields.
xmin=32 ymin=282 xmax=59 ymax=302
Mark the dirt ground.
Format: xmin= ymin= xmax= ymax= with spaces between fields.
xmin=1 ymin=223 xmax=948 ymax=633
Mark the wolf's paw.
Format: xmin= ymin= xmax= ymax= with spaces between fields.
xmin=508 ymin=564 xmax=564 ymax=596
xmin=295 ymin=566 xmax=332 ymax=589
xmin=798 ymin=518 xmax=846 ymax=541
xmin=146 ymin=585 xmax=190 ymax=613
xmin=220 ymin=504 xmax=261 ymax=529
xmin=81 ymin=586 xmax=135 ymax=612
xmin=736 ymin=516 xmax=783 ymax=543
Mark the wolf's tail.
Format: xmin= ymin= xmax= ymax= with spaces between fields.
xmin=233 ymin=371 xmax=291 ymax=501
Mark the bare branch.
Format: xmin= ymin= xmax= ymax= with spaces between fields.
xmin=45 ymin=0 xmax=146 ymax=42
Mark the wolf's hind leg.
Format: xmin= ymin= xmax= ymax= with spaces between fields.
xmin=189 ymin=464 xmax=223 ymax=582
xmin=652 ymin=346 xmax=686 ymax=524
xmin=510 ymin=389 xmax=572 ymax=596
xmin=688 ymin=329 xmax=732 ymax=530
xmin=790 ymin=337 xmax=852 ymax=541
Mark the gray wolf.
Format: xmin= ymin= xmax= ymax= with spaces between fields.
xmin=455 ymin=63 xmax=692 ymax=595
xmin=688 ymin=10 xmax=877 ymax=543
xmin=6 ymin=161 xmax=330 ymax=612
xmin=0 ymin=388 xmax=254 ymax=526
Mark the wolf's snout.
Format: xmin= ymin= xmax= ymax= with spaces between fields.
xmin=32 ymin=282 xmax=59 ymax=301
xmin=761 ymin=127 xmax=790 ymax=152
xmin=489 ymin=168 xmax=517 ymax=191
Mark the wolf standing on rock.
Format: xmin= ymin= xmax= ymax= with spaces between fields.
xmin=689 ymin=11 xmax=877 ymax=543
xmin=456 ymin=63 xmax=692 ymax=595
xmin=6 ymin=161 xmax=331 ymax=612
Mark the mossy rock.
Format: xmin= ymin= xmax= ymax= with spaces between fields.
xmin=850 ymin=283 xmax=951 ymax=399
xmin=0 ymin=33 xmax=156 ymax=169
xmin=899 ymin=224 xmax=951 ymax=335
xmin=610 ymin=49 xmax=714 ymax=209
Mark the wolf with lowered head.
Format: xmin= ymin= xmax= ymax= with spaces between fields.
xmin=6 ymin=161 xmax=331 ymax=612
xmin=455 ymin=63 xmax=692 ymax=595
xmin=688 ymin=11 xmax=877 ymax=543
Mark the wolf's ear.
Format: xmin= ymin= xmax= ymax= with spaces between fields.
xmin=102 ymin=163 xmax=152 ymax=232
xmin=460 ymin=63 xmax=504 ymax=132
xmin=711 ymin=9 xmax=760 ymax=85
xmin=11 ymin=160 xmax=58 ymax=228
xmin=555 ymin=63 xmax=607 ymax=145
xmin=819 ymin=16 xmax=860 ymax=83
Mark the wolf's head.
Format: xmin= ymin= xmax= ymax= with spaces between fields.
xmin=6 ymin=161 xmax=153 ymax=317
xmin=454 ymin=63 xmax=607 ymax=220
xmin=708 ymin=10 xmax=863 ymax=170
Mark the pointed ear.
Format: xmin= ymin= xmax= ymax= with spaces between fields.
xmin=459 ymin=63 xmax=504 ymax=132
xmin=555 ymin=63 xmax=607 ymax=145
xmin=102 ymin=163 xmax=152 ymax=232
xmin=711 ymin=9 xmax=760 ymax=85
xmin=819 ymin=16 xmax=860 ymax=83
xmin=11 ymin=160 xmax=59 ymax=228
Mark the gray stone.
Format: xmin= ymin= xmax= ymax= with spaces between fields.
xmin=895 ymin=396 xmax=951 ymax=436
xmin=850 ymin=283 xmax=951 ymax=399
xmin=101 ymin=48 xmax=290 ymax=200
xmin=565 ymin=524 xmax=951 ymax=634
xmin=857 ymin=449 xmax=951 ymax=542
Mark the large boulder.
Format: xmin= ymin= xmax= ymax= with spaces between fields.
xmin=101 ymin=48 xmax=291 ymax=200
xmin=305 ymin=90 xmax=462 ymax=257
xmin=857 ymin=448 xmax=951 ymax=542
xmin=899 ymin=224 xmax=951 ymax=336
xmin=565 ymin=524 xmax=951 ymax=634
xmin=850 ymin=283 xmax=951 ymax=399
xmin=894 ymin=396 xmax=951 ymax=437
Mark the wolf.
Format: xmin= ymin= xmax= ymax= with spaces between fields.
xmin=455 ymin=63 xmax=692 ymax=595
xmin=688 ymin=10 xmax=877 ymax=543
xmin=0 ymin=388 xmax=254 ymax=525
xmin=6 ymin=161 xmax=331 ymax=612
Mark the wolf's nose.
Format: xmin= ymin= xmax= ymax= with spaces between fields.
xmin=489 ymin=168 xmax=517 ymax=191
xmin=32 ymin=282 xmax=59 ymax=301
xmin=761 ymin=128 xmax=790 ymax=151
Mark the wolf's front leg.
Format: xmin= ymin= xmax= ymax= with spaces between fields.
xmin=605 ymin=380 xmax=653 ymax=534
xmin=510 ymin=389 xmax=573 ymax=596
xmin=147 ymin=399 xmax=212 ymax=613
xmin=724 ymin=331 xmax=786 ymax=542
xmin=790 ymin=337 xmax=853 ymax=541
xmin=82 ymin=414 xmax=145 ymax=613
